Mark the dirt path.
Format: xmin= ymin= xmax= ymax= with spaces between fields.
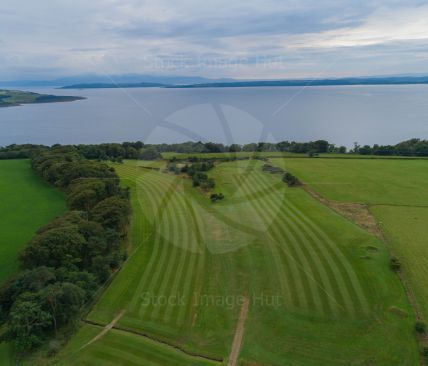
xmin=80 ymin=309 xmax=126 ymax=350
xmin=227 ymin=297 xmax=250 ymax=366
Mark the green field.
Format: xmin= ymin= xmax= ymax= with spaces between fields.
xmin=161 ymin=151 xmax=428 ymax=160
xmin=272 ymin=158 xmax=428 ymax=322
xmin=0 ymin=159 xmax=66 ymax=365
xmin=53 ymin=158 xmax=418 ymax=365
xmin=0 ymin=159 xmax=66 ymax=282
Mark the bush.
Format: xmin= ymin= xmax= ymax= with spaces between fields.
xmin=210 ymin=193 xmax=225 ymax=202
xmin=283 ymin=172 xmax=300 ymax=187
xmin=390 ymin=256 xmax=401 ymax=271
xmin=415 ymin=321 xmax=427 ymax=334
xmin=47 ymin=340 xmax=61 ymax=357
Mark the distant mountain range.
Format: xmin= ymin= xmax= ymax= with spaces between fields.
xmin=61 ymin=82 xmax=168 ymax=89
xmin=0 ymin=74 xmax=235 ymax=88
xmin=167 ymin=76 xmax=428 ymax=88
xmin=2 ymin=74 xmax=428 ymax=89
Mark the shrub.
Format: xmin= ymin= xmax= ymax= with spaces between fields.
xmin=415 ymin=321 xmax=427 ymax=334
xmin=283 ymin=172 xmax=300 ymax=187
xmin=390 ymin=256 xmax=401 ymax=271
xmin=47 ymin=340 xmax=61 ymax=357
xmin=210 ymin=193 xmax=225 ymax=202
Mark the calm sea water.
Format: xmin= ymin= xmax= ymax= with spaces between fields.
xmin=1 ymin=85 xmax=428 ymax=147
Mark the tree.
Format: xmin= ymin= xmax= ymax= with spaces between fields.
xmin=283 ymin=172 xmax=300 ymax=187
xmin=229 ymin=144 xmax=242 ymax=152
xmin=91 ymin=196 xmax=131 ymax=233
xmin=4 ymin=295 xmax=52 ymax=352
xmin=139 ymin=147 xmax=161 ymax=160
xmin=19 ymin=227 xmax=86 ymax=270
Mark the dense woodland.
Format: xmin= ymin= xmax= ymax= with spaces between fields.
xmin=2 ymin=138 xmax=428 ymax=161
xmin=0 ymin=147 xmax=131 ymax=355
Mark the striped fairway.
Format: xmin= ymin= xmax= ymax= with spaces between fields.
xmin=73 ymin=159 xmax=418 ymax=366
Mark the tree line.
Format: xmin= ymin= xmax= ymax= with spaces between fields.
xmin=351 ymin=139 xmax=428 ymax=156
xmin=3 ymin=138 xmax=428 ymax=162
xmin=0 ymin=140 xmax=339 ymax=160
xmin=0 ymin=146 xmax=131 ymax=356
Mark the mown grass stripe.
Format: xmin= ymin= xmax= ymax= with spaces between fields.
xmin=237 ymin=173 xmax=321 ymax=314
xmin=128 ymin=176 xmax=169 ymax=312
xmin=285 ymin=198 xmax=370 ymax=314
xmin=177 ymin=195 xmax=207 ymax=327
xmin=129 ymin=173 xmax=178 ymax=313
xmin=234 ymin=174 xmax=299 ymax=310
xmin=138 ymin=185 xmax=177 ymax=319
xmin=250 ymin=170 xmax=344 ymax=315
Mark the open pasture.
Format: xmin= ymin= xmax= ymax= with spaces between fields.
xmin=56 ymin=158 xmax=420 ymax=365
xmin=273 ymin=157 xmax=428 ymax=325
xmin=0 ymin=159 xmax=66 ymax=282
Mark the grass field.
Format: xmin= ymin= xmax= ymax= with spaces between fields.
xmin=0 ymin=159 xmax=66 ymax=365
xmin=161 ymin=151 xmax=428 ymax=160
xmin=272 ymin=158 xmax=428 ymax=323
xmin=53 ymin=158 xmax=418 ymax=365
xmin=0 ymin=159 xmax=66 ymax=282
xmin=272 ymin=158 xmax=428 ymax=206
xmin=371 ymin=206 xmax=428 ymax=321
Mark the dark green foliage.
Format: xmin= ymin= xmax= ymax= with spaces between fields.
xmin=139 ymin=146 xmax=161 ymax=160
xmin=262 ymin=163 xmax=284 ymax=174
xmin=283 ymin=172 xmax=300 ymax=187
xmin=4 ymin=138 xmax=428 ymax=161
xmin=91 ymin=196 xmax=131 ymax=233
xmin=352 ymin=138 xmax=428 ymax=156
xmin=210 ymin=193 xmax=224 ymax=202
xmin=4 ymin=294 xmax=53 ymax=352
xmin=0 ymin=147 xmax=130 ymax=352
xmin=19 ymin=226 xmax=86 ymax=269
xmin=181 ymin=160 xmax=217 ymax=190
xmin=390 ymin=256 xmax=401 ymax=271
xmin=415 ymin=321 xmax=426 ymax=334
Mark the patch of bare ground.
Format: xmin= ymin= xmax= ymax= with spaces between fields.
xmin=80 ymin=309 xmax=126 ymax=350
xmin=302 ymin=184 xmax=383 ymax=239
xmin=227 ymin=297 xmax=250 ymax=366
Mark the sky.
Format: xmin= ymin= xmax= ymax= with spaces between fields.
xmin=0 ymin=0 xmax=428 ymax=80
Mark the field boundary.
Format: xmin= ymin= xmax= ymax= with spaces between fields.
xmin=80 ymin=310 xmax=126 ymax=350
xmin=82 ymin=319 xmax=224 ymax=364
xmin=302 ymin=184 xmax=383 ymax=239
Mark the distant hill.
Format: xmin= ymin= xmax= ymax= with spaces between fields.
xmin=167 ymin=76 xmax=428 ymax=88
xmin=61 ymin=82 xmax=167 ymax=89
xmin=0 ymin=74 xmax=236 ymax=88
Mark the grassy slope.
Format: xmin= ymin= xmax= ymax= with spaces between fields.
xmin=0 ymin=159 xmax=66 ymax=365
xmin=56 ymin=159 xmax=418 ymax=365
xmin=272 ymin=158 xmax=428 ymax=322
xmin=0 ymin=160 xmax=66 ymax=282
xmin=272 ymin=158 xmax=428 ymax=206
xmin=372 ymin=206 xmax=428 ymax=320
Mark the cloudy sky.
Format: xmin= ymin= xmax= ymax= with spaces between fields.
xmin=1 ymin=0 xmax=428 ymax=80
